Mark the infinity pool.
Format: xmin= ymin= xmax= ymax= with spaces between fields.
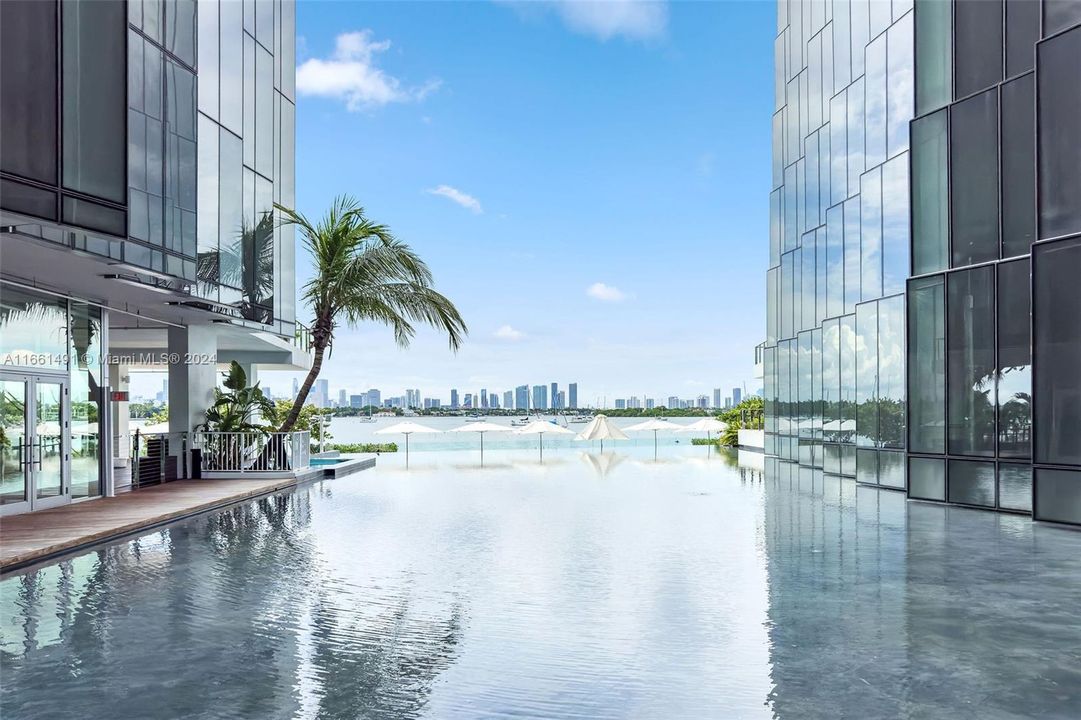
xmin=2 ymin=447 xmax=1080 ymax=719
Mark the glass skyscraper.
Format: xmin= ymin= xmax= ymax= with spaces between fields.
xmin=764 ymin=0 xmax=1081 ymax=525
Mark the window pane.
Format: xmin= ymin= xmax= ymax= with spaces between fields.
xmin=998 ymin=464 xmax=1032 ymax=513
xmin=62 ymin=197 xmax=126 ymax=237
xmin=802 ymin=235 xmax=816 ymax=330
xmin=70 ymin=302 xmax=102 ymax=500
xmin=909 ymin=457 xmax=945 ymax=500
xmin=950 ymin=89 xmax=999 ymax=267
xmin=948 ymin=460 xmax=995 ymax=507
xmin=847 ymin=77 xmax=865 ymax=194
xmin=908 ymin=276 xmax=945 ymax=453
xmin=840 ymin=314 xmax=857 ymax=447
xmin=0 ymin=0 xmax=57 ymax=184
xmin=826 ymin=205 xmax=844 ymax=318
xmin=1033 ymin=237 xmax=1081 ymax=465
xmin=1037 ymin=27 xmax=1081 ymax=240
xmin=855 ymin=301 xmax=878 ymax=447
xmin=219 ymin=0 xmax=243 ymax=134
xmin=857 ymin=447 xmax=878 ymax=484
xmin=843 ymin=198 xmax=861 ymax=313
xmin=915 ymin=0 xmax=951 ymax=114
xmin=1005 ymin=0 xmax=1038 ymax=76
xmin=0 ymin=178 xmax=56 ymax=222
xmin=880 ymin=450 xmax=904 ymax=488
xmin=253 ymin=174 xmax=274 ymax=308
xmin=1044 ymin=0 xmax=1081 ymax=35
xmin=256 ymin=44 xmax=274 ymax=178
xmin=197 ymin=116 xmax=219 ymax=290
xmin=1001 ymin=74 xmax=1036 ymax=257
xmin=911 ymin=110 xmax=948 ymax=274
xmin=947 ymin=266 xmax=996 ymax=456
xmin=219 ymin=128 xmax=244 ymax=291
xmin=833 ymin=0 xmax=851 ymax=92
xmin=198 ymin=0 xmax=219 ymax=118
xmin=0 ymin=285 xmax=68 ymax=370
xmin=886 ymin=12 xmax=913 ymax=158
xmin=62 ymin=0 xmax=127 ymax=204
xmin=830 ymin=92 xmax=847 ymax=205
xmin=1035 ymin=469 xmax=1081 ymax=525
xmin=860 ymin=167 xmax=882 ymax=302
xmin=165 ymin=0 xmax=196 ymax=67
xmin=881 ymin=155 xmax=909 ymax=295
xmin=997 ymin=260 xmax=1031 ymax=458
xmin=823 ymin=318 xmax=841 ymax=442
xmin=243 ymin=33 xmax=255 ymax=169
xmin=878 ymin=294 xmax=905 ymax=449
xmin=954 ymin=0 xmax=1003 ymax=99
xmin=864 ymin=33 xmax=887 ymax=169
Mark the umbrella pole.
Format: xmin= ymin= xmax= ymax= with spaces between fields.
xmin=480 ymin=432 xmax=484 ymax=465
xmin=654 ymin=430 xmax=658 ymax=460
xmin=600 ymin=439 xmax=604 ymax=452
xmin=406 ymin=433 xmax=410 ymax=468
xmin=540 ymin=434 xmax=544 ymax=462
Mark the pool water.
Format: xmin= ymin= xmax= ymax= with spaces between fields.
xmin=310 ymin=457 xmax=346 ymax=466
xmin=2 ymin=446 xmax=1080 ymax=719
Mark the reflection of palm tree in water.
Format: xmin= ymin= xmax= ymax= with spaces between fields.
xmin=308 ymin=584 xmax=464 ymax=719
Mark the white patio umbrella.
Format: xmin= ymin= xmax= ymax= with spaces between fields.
xmin=513 ymin=420 xmax=574 ymax=461
xmin=374 ymin=421 xmax=441 ymax=465
xmin=675 ymin=417 xmax=728 ymax=442
xmin=447 ymin=420 xmax=512 ymax=463
xmin=575 ymin=414 xmax=629 ymax=452
xmin=580 ymin=451 xmax=626 ymax=478
xmin=624 ymin=417 xmax=680 ymax=457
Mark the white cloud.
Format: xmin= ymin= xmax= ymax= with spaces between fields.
xmin=587 ymin=282 xmax=626 ymax=302
xmin=494 ymin=325 xmax=526 ymax=341
xmin=427 ymin=185 xmax=483 ymax=214
xmin=296 ymin=30 xmax=440 ymax=110
xmin=515 ymin=1 xmax=668 ymax=41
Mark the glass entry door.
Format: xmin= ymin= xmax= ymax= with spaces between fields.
xmin=0 ymin=373 xmax=69 ymax=514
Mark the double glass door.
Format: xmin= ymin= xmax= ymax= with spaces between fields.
xmin=0 ymin=373 xmax=68 ymax=513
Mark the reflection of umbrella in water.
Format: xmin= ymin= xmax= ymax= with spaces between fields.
xmin=374 ymin=421 xmax=442 ymax=466
xmin=580 ymin=451 xmax=625 ymax=478
xmin=624 ymin=418 xmax=680 ymax=458
xmin=674 ymin=417 xmax=727 ymax=442
xmin=446 ymin=421 xmax=512 ymax=464
xmin=513 ymin=420 xmax=574 ymax=461
xmin=575 ymin=414 xmax=628 ymax=452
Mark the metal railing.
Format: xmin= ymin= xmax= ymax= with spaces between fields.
xmin=191 ymin=431 xmax=311 ymax=475
xmin=132 ymin=431 xmax=188 ymax=488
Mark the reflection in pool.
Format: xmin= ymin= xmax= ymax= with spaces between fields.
xmin=1 ymin=446 xmax=1079 ymax=719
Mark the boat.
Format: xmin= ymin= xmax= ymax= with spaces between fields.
xmin=465 ymin=414 xmax=486 ymax=423
xmin=357 ymin=406 xmax=376 ymax=423
xmin=510 ymin=417 xmax=531 ymax=427
xmin=568 ymin=414 xmax=593 ymax=424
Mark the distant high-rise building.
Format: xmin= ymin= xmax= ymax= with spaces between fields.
xmin=668 ymin=395 xmax=680 ymax=409
xmin=732 ymin=387 xmax=742 ymax=405
xmin=725 ymin=397 xmax=732 ymax=409
xmin=489 ymin=392 xmax=499 ymax=409
xmin=568 ymin=383 xmax=578 ymax=409
xmin=367 ymin=389 xmax=381 ymax=408
xmin=646 ymin=398 xmax=655 ymax=410
xmin=533 ymin=385 xmax=548 ymax=410
xmin=314 ymin=379 xmax=329 ymax=408
xmin=713 ymin=388 xmax=722 ymax=409
xmin=292 ymin=377 xmax=299 ymax=399
xmin=557 ymin=390 xmax=565 ymax=408
xmin=550 ymin=383 xmax=559 ymax=409
xmin=414 ymin=388 xmax=421 ymax=408
xmin=463 ymin=393 xmax=473 ymax=409
xmin=338 ymin=389 xmax=347 ymax=407
xmin=515 ymin=385 xmax=529 ymax=411
xmin=450 ymin=389 xmax=460 ymax=409
xmin=696 ymin=395 xmax=709 ymax=409
xmin=628 ymin=396 xmax=642 ymax=409
xmin=350 ymin=394 xmax=364 ymax=408
xmin=614 ymin=399 xmax=627 ymax=410
xmin=503 ymin=390 xmax=513 ymax=409
xmin=481 ymin=388 xmax=489 ymax=409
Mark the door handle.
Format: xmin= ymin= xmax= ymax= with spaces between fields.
xmin=32 ymin=438 xmax=42 ymax=470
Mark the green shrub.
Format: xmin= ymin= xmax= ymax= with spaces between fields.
xmin=329 ymin=442 xmax=398 ymax=453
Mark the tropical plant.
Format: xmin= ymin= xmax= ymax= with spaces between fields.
xmin=717 ymin=396 xmax=764 ymax=446
xmin=274 ymin=196 xmax=467 ymax=432
xmin=198 ymin=361 xmax=274 ymax=434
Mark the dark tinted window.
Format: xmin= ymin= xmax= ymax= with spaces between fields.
xmin=1033 ymin=238 xmax=1081 ymax=465
xmin=1001 ymin=74 xmax=1036 ymax=257
xmin=951 ymin=90 xmax=999 ymax=267
xmin=908 ymin=276 xmax=946 ymax=453
xmin=909 ymin=457 xmax=946 ymax=501
xmin=948 ymin=266 xmax=996 ymax=456
xmin=997 ymin=260 xmax=1031 ymax=458
xmin=954 ymin=0 xmax=1003 ymax=99
xmin=0 ymin=0 xmax=57 ymax=184
xmin=62 ymin=0 xmax=126 ymax=205
xmin=948 ymin=460 xmax=996 ymax=507
xmin=1005 ymin=0 xmax=1038 ymax=76
xmin=1037 ymin=28 xmax=1081 ymax=240
xmin=1044 ymin=0 xmax=1081 ymax=35
xmin=1034 ymin=469 xmax=1081 ymax=525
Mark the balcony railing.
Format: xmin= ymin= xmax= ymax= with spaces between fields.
xmin=191 ymin=431 xmax=311 ymax=476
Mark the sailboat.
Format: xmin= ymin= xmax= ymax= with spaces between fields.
xmin=357 ymin=405 xmax=376 ymax=423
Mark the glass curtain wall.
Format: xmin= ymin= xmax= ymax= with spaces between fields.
xmin=906 ymin=0 xmax=1081 ymax=522
xmin=765 ymin=0 xmax=912 ymax=484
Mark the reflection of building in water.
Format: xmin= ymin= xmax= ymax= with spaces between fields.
xmin=762 ymin=0 xmax=1081 ymax=525
xmin=0 ymin=488 xmax=463 ymax=718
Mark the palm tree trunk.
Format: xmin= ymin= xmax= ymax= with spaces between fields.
xmin=278 ymin=340 xmax=326 ymax=433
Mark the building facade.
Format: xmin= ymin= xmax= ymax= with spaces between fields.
xmin=905 ymin=0 xmax=1081 ymax=523
xmin=568 ymin=383 xmax=578 ymax=409
xmin=0 ymin=0 xmax=302 ymax=514
xmin=763 ymin=0 xmax=1081 ymax=525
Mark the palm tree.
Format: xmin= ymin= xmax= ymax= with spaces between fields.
xmin=274 ymin=196 xmax=467 ymax=433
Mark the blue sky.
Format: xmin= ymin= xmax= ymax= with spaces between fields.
xmin=270 ymin=0 xmax=774 ymax=406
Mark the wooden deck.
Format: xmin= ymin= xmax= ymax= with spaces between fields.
xmin=1 ymin=477 xmax=308 ymax=573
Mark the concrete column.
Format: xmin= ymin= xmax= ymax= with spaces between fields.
xmin=168 ymin=325 xmax=218 ymax=434
xmin=109 ymin=362 xmax=131 ymax=494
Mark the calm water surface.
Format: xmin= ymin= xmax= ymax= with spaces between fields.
xmin=2 ymin=447 xmax=1080 ymax=719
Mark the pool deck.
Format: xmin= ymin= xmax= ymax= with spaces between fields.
xmin=0 ymin=455 xmax=376 ymax=573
